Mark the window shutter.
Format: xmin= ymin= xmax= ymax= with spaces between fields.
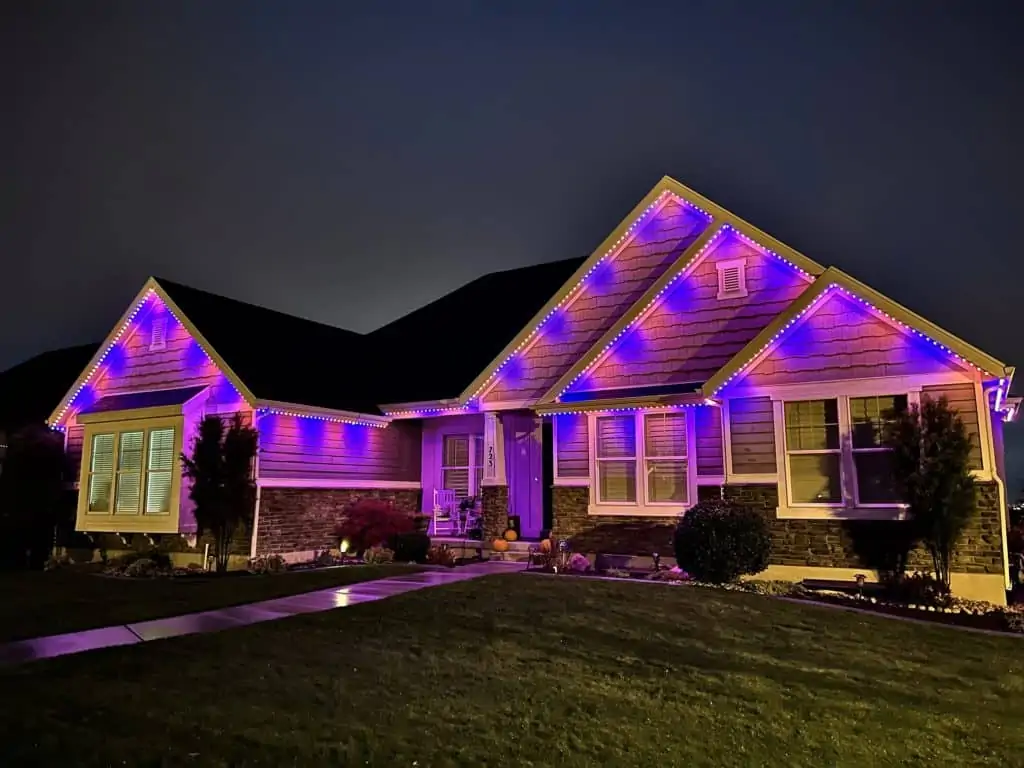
xmin=145 ymin=428 xmax=175 ymax=515
xmin=88 ymin=433 xmax=116 ymax=512
xmin=596 ymin=416 xmax=636 ymax=458
xmin=115 ymin=431 xmax=144 ymax=514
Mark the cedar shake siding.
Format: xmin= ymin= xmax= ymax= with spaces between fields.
xmin=554 ymin=413 xmax=589 ymax=478
xmin=258 ymin=415 xmax=421 ymax=483
xmin=727 ymin=396 xmax=777 ymax=475
xmin=742 ymin=292 xmax=964 ymax=386
xmin=579 ymin=233 xmax=810 ymax=391
xmin=483 ymin=199 xmax=712 ymax=403
xmin=695 ymin=405 xmax=724 ymax=477
xmin=922 ymin=382 xmax=984 ymax=470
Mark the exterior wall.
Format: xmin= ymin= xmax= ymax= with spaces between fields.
xmin=694 ymin=406 xmax=723 ymax=477
xmin=727 ymin=396 xmax=776 ymax=474
xmin=554 ymin=413 xmax=589 ymax=478
xmin=258 ymin=414 xmax=421 ymax=484
xmin=922 ymin=382 xmax=983 ymax=470
xmin=483 ymin=199 xmax=712 ymax=403
xmin=255 ymin=487 xmax=421 ymax=556
xmin=420 ymin=414 xmax=483 ymax=514
xmin=551 ymin=485 xmax=675 ymax=552
xmin=742 ymin=292 xmax=964 ymax=386
xmin=578 ymin=232 xmax=810 ymax=390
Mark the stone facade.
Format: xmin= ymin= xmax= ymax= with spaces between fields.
xmin=481 ymin=485 xmax=509 ymax=540
xmin=724 ymin=482 xmax=1004 ymax=575
xmin=255 ymin=487 xmax=421 ymax=556
xmin=551 ymin=481 xmax=1005 ymax=575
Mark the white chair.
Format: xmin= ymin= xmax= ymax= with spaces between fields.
xmin=432 ymin=489 xmax=457 ymax=536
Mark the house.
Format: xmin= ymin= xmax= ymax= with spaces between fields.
xmin=48 ymin=176 xmax=1019 ymax=601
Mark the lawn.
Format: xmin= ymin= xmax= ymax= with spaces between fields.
xmin=0 ymin=564 xmax=421 ymax=642
xmin=2 ymin=574 xmax=1023 ymax=767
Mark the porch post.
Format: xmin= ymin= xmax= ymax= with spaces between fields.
xmin=481 ymin=411 xmax=508 ymax=541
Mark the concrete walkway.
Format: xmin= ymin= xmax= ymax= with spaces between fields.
xmin=0 ymin=561 xmax=524 ymax=666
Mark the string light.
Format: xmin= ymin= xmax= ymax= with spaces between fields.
xmin=538 ymin=401 xmax=709 ymax=417
xmin=467 ymin=191 xmax=712 ymax=401
xmin=385 ymin=404 xmax=476 ymax=418
xmin=711 ymin=282 xmax=1000 ymax=397
xmin=258 ymin=408 xmax=388 ymax=429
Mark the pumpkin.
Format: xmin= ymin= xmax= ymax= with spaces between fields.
xmin=539 ymin=539 xmax=552 ymax=554
xmin=492 ymin=539 xmax=510 ymax=553
xmin=503 ymin=529 xmax=518 ymax=542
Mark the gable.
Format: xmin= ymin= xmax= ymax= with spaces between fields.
xmin=51 ymin=287 xmax=249 ymax=429
xmin=735 ymin=290 xmax=970 ymax=387
xmin=480 ymin=196 xmax=714 ymax=403
xmin=564 ymin=229 xmax=812 ymax=395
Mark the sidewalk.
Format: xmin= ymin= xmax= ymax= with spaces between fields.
xmin=0 ymin=561 xmax=524 ymax=666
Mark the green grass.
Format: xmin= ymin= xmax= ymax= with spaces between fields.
xmin=0 ymin=564 xmax=422 ymax=642
xmin=2 ymin=574 xmax=1023 ymax=766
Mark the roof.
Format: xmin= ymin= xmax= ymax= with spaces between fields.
xmin=80 ymin=385 xmax=208 ymax=415
xmin=367 ymin=257 xmax=586 ymax=403
xmin=0 ymin=343 xmax=99 ymax=430
xmin=155 ymin=278 xmax=382 ymax=414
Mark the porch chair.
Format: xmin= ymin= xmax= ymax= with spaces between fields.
xmin=432 ymin=489 xmax=457 ymax=536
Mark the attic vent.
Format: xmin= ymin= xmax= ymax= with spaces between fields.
xmin=716 ymin=258 xmax=748 ymax=300
xmin=149 ymin=316 xmax=167 ymax=351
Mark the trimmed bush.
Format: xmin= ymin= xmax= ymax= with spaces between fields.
xmin=391 ymin=532 xmax=431 ymax=563
xmin=673 ymin=500 xmax=771 ymax=583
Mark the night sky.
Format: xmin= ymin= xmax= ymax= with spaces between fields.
xmin=3 ymin=2 xmax=1022 ymax=489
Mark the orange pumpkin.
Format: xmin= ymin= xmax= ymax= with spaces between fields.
xmin=503 ymin=528 xmax=518 ymax=542
xmin=539 ymin=539 xmax=552 ymax=553
xmin=492 ymin=539 xmax=510 ymax=552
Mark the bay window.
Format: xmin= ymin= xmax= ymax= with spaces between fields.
xmin=782 ymin=394 xmax=908 ymax=510
xmin=592 ymin=410 xmax=692 ymax=512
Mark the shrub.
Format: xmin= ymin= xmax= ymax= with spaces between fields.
xmin=883 ymin=571 xmax=951 ymax=608
xmin=426 ymin=544 xmax=457 ymax=567
xmin=124 ymin=557 xmax=160 ymax=578
xmin=44 ymin=552 xmax=71 ymax=571
xmin=249 ymin=554 xmax=288 ymax=574
xmin=673 ymin=500 xmax=771 ymax=583
xmin=567 ymin=553 xmax=591 ymax=573
xmin=334 ymin=499 xmax=414 ymax=557
xmin=391 ymin=532 xmax=431 ymax=564
xmin=363 ymin=546 xmax=394 ymax=564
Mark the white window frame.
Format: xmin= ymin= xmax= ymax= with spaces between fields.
xmin=587 ymin=409 xmax=696 ymax=517
xmin=782 ymin=398 xmax=844 ymax=509
xmin=716 ymin=257 xmax=748 ymax=300
xmin=848 ymin=394 xmax=908 ymax=509
xmin=439 ymin=432 xmax=483 ymax=500
xmin=551 ymin=414 xmax=591 ymax=487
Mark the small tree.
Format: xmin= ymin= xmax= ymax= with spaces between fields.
xmin=885 ymin=396 xmax=975 ymax=591
xmin=0 ymin=425 xmax=72 ymax=570
xmin=181 ymin=413 xmax=258 ymax=573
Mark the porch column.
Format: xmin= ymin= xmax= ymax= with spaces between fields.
xmin=481 ymin=411 xmax=508 ymax=540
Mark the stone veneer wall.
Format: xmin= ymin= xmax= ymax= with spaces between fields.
xmin=481 ymin=485 xmax=509 ymax=541
xmin=552 ymin=482 xmax=1004 ymax=575
xmin=255 ymin=487 xmax=421 ymax=556
xmin=724 ymin=483 xmax=1004 ymax=574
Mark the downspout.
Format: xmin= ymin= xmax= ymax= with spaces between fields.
xmin=249 ymin=409 xmax=262 ymax=561
xmin=983 ymin=384 xmax=1011 ymax=591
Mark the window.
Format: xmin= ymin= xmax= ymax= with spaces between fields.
xmin=441 ymin=434 xmax=482 ymax=500
xmin=784 ymin=400 xmax=841 ymax=504
xmin=84 ymin=425 xmax=178 ymax=516
xmin=850 ymin=395 xmax=906 ymax=504
xmin=645 ymin=412 xmax=687 ymax=503
xmin=716 ymin=258 xmax=748 ymax=299
xmin=145 ymin=428 xmax=176 ymax=514
xmin=596 ymin=415 xmax=637 ymax=503
xmin=87 ymin=433 xmax=116 ymax=513
xmin=592 ymin=411 xmax=692 ymax=510
xmin=782 ymin=394 xmax=909 ymax=509
xmin=150 ymin=316 xmax=167 ymax=351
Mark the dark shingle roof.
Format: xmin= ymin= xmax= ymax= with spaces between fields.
xmin=156 ymin=278 xmax=382 ymax=414
xmin=0 ymin=343 xmax=100 ymax=430
xmin=368 ymin=257 xmax=586 ymax=403
xmin=152 ymin=258 xmax=584 ymax=412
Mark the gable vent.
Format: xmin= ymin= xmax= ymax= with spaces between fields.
xmin=716 ymin=258 xmax=748 ymax=300
xmin=149 ymin=316 xmax=167 ymax=351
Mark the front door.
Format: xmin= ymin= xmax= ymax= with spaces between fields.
xmin=506 ymin=413 xmax=543 ymax=539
